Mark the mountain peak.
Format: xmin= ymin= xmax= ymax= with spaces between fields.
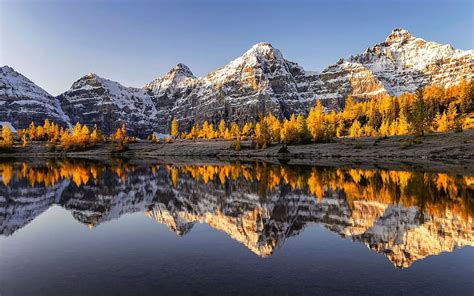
xmin=0 ymin=66 xmax=71 ymax=130
xmin=386 ymin=28 xmax=414 ymax=44
xmin=144 ymin=63 xmax=196 ymax=94
xmin=167 ymin=63 xmax=194 ymax=78
xmin=85 ymin=72 xmax=98 ymax=78
xmin=244 ymin=42 xmax=282 ymax=59
xmin=251 ymin=42 xmax=274 ymax=50
xmin=1 ymin=65 xmax=15 ymax=74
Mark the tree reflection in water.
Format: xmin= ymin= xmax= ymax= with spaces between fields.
xmin=0 ymin=159 xmax=472 ymax=268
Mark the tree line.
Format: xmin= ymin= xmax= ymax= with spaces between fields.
xmin=0 ymin=120 xmax=135 ymax=152
xmin=167 ymin=80 xmax=473 ymax=148
xmin=0 ymin=80 xmax=472 ymax=151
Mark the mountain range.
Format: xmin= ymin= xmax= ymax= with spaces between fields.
xmin=1 ymin=28 xmax=472 ymax=137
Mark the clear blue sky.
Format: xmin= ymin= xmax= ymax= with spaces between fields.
xmin=1 ymin=0 xmax=472 ymax=95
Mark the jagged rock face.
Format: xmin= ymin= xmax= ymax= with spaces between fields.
xmin=0 ymin=66 xmax=71 ymax=129
xmin=57 ymin=73 xmax=160 ymax=138
xmin=343 ymin=28 xmax=474 ymax=96
xmin=145 ymin=31 xmax=472 ymax=131
xmin=319 ymin=60 xmax=389 ymax=100
xmin=143 ymin=64 xmax=198 ymax=131
xmin=146 ymin=43 xmax=332 ymax=131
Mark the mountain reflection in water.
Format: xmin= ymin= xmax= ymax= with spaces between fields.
xmin=0 ymin=159 xmax=472 ymax=268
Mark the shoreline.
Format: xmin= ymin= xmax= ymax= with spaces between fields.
xmin=1 ymin=130 xmax=473 ymax=175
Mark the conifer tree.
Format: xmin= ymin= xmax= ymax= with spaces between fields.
xmin=446 ymin=102 xmax=458 ymax=130
xmin=264 ymin=114 xmax=280 ymax=143
xmin=349 ymin=120 xmax=362 ymax=138
xmin=379 ymin=120 xmax=390 ymax=136
xmin=241 ymin=122 xmax=253 ymax=138
xmin=0 ymin=125 xmax=13 ymax=149
xmin=409 ymin=89 xmax=429 ymax=137
xmin=21 ymin=134 xmax=28 ymax=147
xmin=398 ymin=112 xmax=410 ymax=135
xmin=280 ymin=115 xmax=300 ymax=144
xmin=170 ymin=117 xmax=179 ymax=138
xmin=218 ymin=119 xmax=226 ymax=138
xmin=90 ymin=125 xmax=102 ymax=144
xmin=296 ymin=114 xmax=310 ymax=143
xmin=436 ymin=112 xmax=449 ymax=132
xmin=343 ymin=96 xmax=359 ymax=121
xmin=255 ymin=121 xmax=270 ymax=149
xmin=28 ymin=122 xmax=36 ymax=140
xmin=460 ymin=81 xmax=473 ymax=113
xmin=307 ymin=100 xmax=325 ymax=142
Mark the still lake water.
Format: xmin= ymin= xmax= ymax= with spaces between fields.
xmin=0 ymin=159 xmax=473 ymax=295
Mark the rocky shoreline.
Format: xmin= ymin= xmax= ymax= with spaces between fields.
xmin=0 ymin=130 xmax=473 ymax=175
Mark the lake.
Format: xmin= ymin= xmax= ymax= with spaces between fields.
xmin=0 ymin=159 xmax=473 ymax=295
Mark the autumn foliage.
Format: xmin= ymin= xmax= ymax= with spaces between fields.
xmin=1 ymin=80 xmax=473 ymax=152
xmin=12 ymin=120 xmax=135 ymax=152
xmin=0 ymin=125 xmax=14 ymax=150
xmin=166 ymin=80 xmax=473 ymax=147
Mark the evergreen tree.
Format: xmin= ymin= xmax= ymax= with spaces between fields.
xmin=446 ymin=102 xmax=458 ymax=130
xmin=409 ymin=89 xmax=429 ymax=137
xmin=255 ymin=121 xmax=270 ymax=149
xmin=296 ymin=114 xmax=310 ymax=143
xmin=460 ymin=81 xmax=473 ymax=113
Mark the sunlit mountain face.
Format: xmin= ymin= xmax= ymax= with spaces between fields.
xmin=0 ymin=159 xmax=472 ymax=268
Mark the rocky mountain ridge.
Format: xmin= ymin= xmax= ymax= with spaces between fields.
xmin=57 ymin=73 xmax=161 ymax=137
xmin=0 ymin=66 xmax=71 ymax=130
xmin=1 ymin=28 xmax=472 ymax=135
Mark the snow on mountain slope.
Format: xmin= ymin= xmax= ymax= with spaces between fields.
xmin=58 ymin=73 xmax=160 ymax=137
xmin=3 ymin=28 xmax=472 ymax=135
xmin=145 ymin=29 xmax=472 ymax=132
xmin=144 ymin=63 xmax=196 ymax=95
xmin=346 ymin=28 xmax=474 ymax=96
xmin=145 ymin=42 xmax=328 ymax=131
xmin=0 ymin=66 xmax=71 ymax=129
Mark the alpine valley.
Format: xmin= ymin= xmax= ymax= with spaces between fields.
xmin=1 ymin=28 xmax=472 ymax=137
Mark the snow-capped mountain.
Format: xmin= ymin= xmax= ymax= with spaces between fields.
xmin=341 ymin=28 xmax=473 ymax=96
xmin=57 ymin=73 xmax=160 ymax=137
xmin=143 ymin=63 xmax=198 ymax=131
xmin=0 ymin=66 xmax=71 ymax=129
xmin=140 ymin=29 xmax=472 ymax=131
xmin=1 ymin=28 xmax=472 ymax=135
xmin=144 ymin=63 xmax=196 ymax=95
xmin=145 ymin=43 xmax=323 ymax=130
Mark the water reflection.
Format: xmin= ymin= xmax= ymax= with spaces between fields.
xmin=0 ymin=159 xmax=472 ymax=268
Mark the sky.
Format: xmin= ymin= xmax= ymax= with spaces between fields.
xmin=1 ymin=0 xmax=473 ymax=95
